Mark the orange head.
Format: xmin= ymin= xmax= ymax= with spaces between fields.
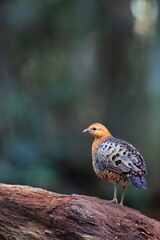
xmin=83 ymin=123 xmax=111 ymax=139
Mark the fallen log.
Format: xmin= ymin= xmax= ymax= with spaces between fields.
xmin=0 ymin=183 xmax=159 ymax=240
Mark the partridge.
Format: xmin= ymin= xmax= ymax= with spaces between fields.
xmin=83 ymin=123 xmax=147 ymax=205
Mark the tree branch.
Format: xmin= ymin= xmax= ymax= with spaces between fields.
xmin=0 ymin=183 xmax=159 ymax=240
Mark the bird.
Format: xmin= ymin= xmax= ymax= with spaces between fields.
xmin=83 ymin=123 xmax=147 ymax=205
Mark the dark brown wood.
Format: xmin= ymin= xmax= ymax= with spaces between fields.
xmin=0 ymin=183 xmax=159 ymax=240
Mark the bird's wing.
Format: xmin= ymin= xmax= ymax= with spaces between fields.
xmin=96 ymin=138 xmax=143 ymax=174
xmin=117 ymin=139 xmax=147 ymax=174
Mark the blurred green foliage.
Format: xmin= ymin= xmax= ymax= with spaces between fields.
xmin=0 ymin=0 xmax=160 ymax=220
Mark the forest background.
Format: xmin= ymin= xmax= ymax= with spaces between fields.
xmin=0 ymin=0 xmax=160 ymax=220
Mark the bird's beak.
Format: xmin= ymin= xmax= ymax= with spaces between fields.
xmin=82 ymin=128 xmax=90 ymax=133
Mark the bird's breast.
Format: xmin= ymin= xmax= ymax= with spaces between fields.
xmin=92 ymin=140 xmax=131 ymax=186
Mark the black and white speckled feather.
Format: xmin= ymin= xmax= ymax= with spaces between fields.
xmin=93 ymin=136 xmax=147 ymax=189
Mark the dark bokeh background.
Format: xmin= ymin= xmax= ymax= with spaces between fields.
xmin=0 ymin=0 xmax=160 ymax=220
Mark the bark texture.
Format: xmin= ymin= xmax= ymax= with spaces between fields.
xmin=0 ymin=183 xmax=159 ymax=240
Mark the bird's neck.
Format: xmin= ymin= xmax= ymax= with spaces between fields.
xmin=92 ymin=135 xmax=111 ymax=157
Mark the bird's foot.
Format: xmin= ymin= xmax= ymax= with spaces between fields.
xmin=110 ymin=198 xmax=118 ymax=204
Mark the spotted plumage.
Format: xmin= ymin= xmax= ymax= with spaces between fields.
xmin=83 ymin=123 xmax=147 ymax=205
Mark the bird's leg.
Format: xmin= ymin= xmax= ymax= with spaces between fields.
xmin=120 ymin=186 xmax=127 ymax=205
xmin=111 ymin=184 xmax=118 ymax=203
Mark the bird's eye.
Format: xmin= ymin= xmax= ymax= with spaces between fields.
xmin=92 ymin=127 xmax=97 ymax=130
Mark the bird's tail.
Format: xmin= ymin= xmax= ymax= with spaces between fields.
xmin=128 ymin=172 xmax=147 ymax=189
